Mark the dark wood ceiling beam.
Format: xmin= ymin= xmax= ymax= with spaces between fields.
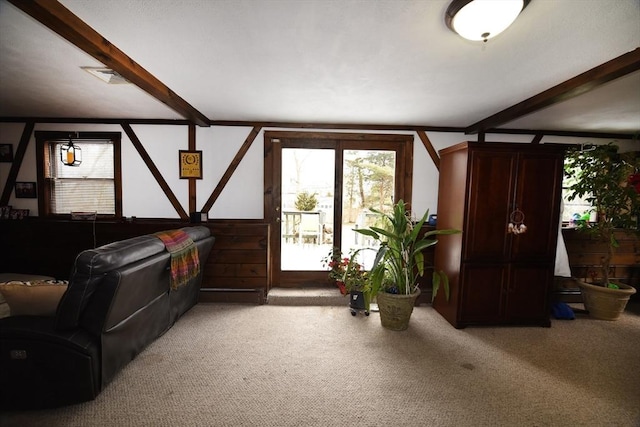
xmin=0 ymin=117 xmax=193 ymax=125
xmin=466 ymin=48 xmax=640 ymax=134
xmin=486 ymin=128 xmax=636 ymax=140
xmin=0 ymin=118 xmax=635 ymax=140
xmin=209 ymin=120 xmax=468 ymax=133
xmin=8 ymin=0 xmax=210 ymax=127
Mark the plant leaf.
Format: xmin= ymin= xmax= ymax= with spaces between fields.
xmin=431 ymin=272 xmax=440 ymax=303
xmin=353 ymin=228 xmax=380 ymax=239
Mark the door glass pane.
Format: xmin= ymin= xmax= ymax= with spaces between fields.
xmin=341 ymin=150 xmax=396 ymax=269
xmin=281 ymin=148 xmax=335 ymax=271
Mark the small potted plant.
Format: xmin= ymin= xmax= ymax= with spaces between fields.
xmin=322 ymin=247 xmax=370 ymax=315
xmin=354 ymin=200 xmax=460 ymax=330
xmin=321 ymin=247 xmax=349 ymax=295
xmin=564 ymin=143 xmax=639 ymax=320
xmin=341 ymin=253 xmax=370 ymax=316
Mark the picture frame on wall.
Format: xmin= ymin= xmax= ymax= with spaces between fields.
xmin=0 ymin=205 xmax=11 ymax=219
xmin=15 ymin=182 xmax=37 ymax=198
xmin=9 ymin=209 xmax=29 ymax=220
xmin=0 ymin=144 xmax=13 ymax=162
xmin=179 ymin=150 xmax=203 ymax=179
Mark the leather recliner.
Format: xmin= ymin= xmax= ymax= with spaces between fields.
xmin=0 ymin=226 xmax=215 ymax=409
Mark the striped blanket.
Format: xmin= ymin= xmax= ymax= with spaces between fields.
xmin=154 ymin=230 xmax=200 ymax=290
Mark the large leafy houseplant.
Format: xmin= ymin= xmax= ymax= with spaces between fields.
xmin=564 ymin=143 xmax=639 ymax=288
xmin=354 ymin=200 xmax=460 ymax=300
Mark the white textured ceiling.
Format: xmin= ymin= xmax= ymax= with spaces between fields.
xmin=1 ymin=0 xmax=639 ymax=134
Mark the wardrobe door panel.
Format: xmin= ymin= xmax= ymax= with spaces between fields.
xmin=460 ymin=264 xmax=505 ymax=324
xmin=464 ymin=151 xmax=515 ymax=262
xmin=510 ymin=152 xmax=563 ymax=262
xmin=505 ymin=265 xmax=552 ymax=324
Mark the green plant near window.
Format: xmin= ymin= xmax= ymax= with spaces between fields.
xmin=321 ymin=247 xmax=367 ymax=296
xmin=294 ymin=191 xmax=318 ymax=211
xmin=564 ymin=143 xmax=639 ymax=288
xmin=354 ymin=200 xmax=460 ymax=300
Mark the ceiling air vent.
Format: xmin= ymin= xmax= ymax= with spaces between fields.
xmin=81 ymin=66 xmax=130 ymax=84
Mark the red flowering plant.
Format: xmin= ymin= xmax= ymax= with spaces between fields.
xmin=321 ymin=248 xmax=348 ymax=294
xmin=321 ymin=247 xmax=367 ymax=295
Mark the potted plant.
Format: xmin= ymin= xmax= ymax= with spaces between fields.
xmin=321 ymin=247 xmax=349 ymax=295
xmin=321 ymin=247 xmax=370 ymax=315
xmin=564 ymin=143 xmax=639 ymax=320
xmin=354 ymin=200 xmax=460 ymax=330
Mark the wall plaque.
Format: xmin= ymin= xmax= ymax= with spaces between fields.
xmin=179 ymin=150 xmax=202 ymax=179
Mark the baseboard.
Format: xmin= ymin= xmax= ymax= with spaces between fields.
xmin=553 ymin=288 xmax=583 ymax=303
xmin=198 ymin=288 xmax=265 ymax=304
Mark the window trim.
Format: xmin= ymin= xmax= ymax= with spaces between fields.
xmin=35 ymin=131 xmax=123 ymax=219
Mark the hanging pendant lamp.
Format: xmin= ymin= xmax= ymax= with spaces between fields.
xmin=60 ymin=136 xmax=82 ymax=166
xmin=445 ymin=0 xmax=530 ymax=43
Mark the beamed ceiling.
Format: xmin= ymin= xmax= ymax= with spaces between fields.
xmin=0 ymin=0 xmax=639 ymax=140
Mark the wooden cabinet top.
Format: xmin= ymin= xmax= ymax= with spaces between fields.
xmin=439 ymin=141 xmax=569 ymax=156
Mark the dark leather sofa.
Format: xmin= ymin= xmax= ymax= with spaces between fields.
xmin=0 ymin=226 xmax=215 ymax=409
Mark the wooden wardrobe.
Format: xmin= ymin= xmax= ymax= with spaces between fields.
xmin=432 ymin=141 xmax=566 ymax=328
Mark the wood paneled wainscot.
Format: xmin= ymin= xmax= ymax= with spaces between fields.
xmin=556 ymin=227 xmax=640 ymax=302
xmin=0 ymin=219 xmax=270 ymax=304
xmin=201 ymin=221 xmax=269 ymax=304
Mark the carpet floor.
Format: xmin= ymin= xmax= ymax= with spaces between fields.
xmin=2 ymin=301 xmax=639 ymax=427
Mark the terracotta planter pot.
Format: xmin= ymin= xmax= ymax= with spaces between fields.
xmin=376 ymin=288 xmax=421 ymax=331
xmin=577 ymin=281 xmax=637 ymax=321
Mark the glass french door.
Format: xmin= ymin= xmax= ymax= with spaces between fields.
xmin=265 ymin=132 xmax=413 ymax=288
xmin=280 ymin=147 xmax=336 ymax=271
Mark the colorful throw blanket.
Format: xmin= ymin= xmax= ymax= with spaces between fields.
xmin=154 ymin=230 xmax=200 ymax=290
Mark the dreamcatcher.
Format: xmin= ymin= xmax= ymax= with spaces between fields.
xmin=507 ymin=209 xmax=527 ymax=234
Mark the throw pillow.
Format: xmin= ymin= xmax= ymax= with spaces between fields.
xmin=0 ymin=280 xmax=69 ymax=316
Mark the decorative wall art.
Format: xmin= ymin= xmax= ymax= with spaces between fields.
xmin=1 ymin=206 xmax=29 ymax=219
xmin=179 ymin=150 xmax=202 ymax=179
xmin=9 ymin=209 xmax=29 ymax=220
xmin=15 ymin=182 xmax=37 ymax=199
xmin=0 ymin=144 xmax=13 ymax=162
xmin=0 ymin=205 xmax=12 ymax=219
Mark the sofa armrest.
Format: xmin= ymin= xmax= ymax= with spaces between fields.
xmin=0 ymin=316 xmax=100 ymax=409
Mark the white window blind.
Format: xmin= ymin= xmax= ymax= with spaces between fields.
xmin=46 ymin=140 xmax=115 ymax=215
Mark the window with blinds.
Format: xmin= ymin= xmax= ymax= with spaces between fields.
xmin=45 ymin=140 xmax=115 ymax=214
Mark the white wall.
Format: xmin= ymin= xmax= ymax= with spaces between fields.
xmin=0 ymin=122 xmax=632 ymax=220
xmin=197 ymin=126 xmax=264 ymax=219
xmin=124 ymin=125 xmax=189 ymax=218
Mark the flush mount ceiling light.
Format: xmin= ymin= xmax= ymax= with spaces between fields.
xmin=445 ymin=0 xmax=530 ymax=42
xmin=81 ymin=66 xmax=130 ymax=84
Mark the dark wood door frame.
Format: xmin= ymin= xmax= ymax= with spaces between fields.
xmin=264 ymin=131 xmax=414 ymax=288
